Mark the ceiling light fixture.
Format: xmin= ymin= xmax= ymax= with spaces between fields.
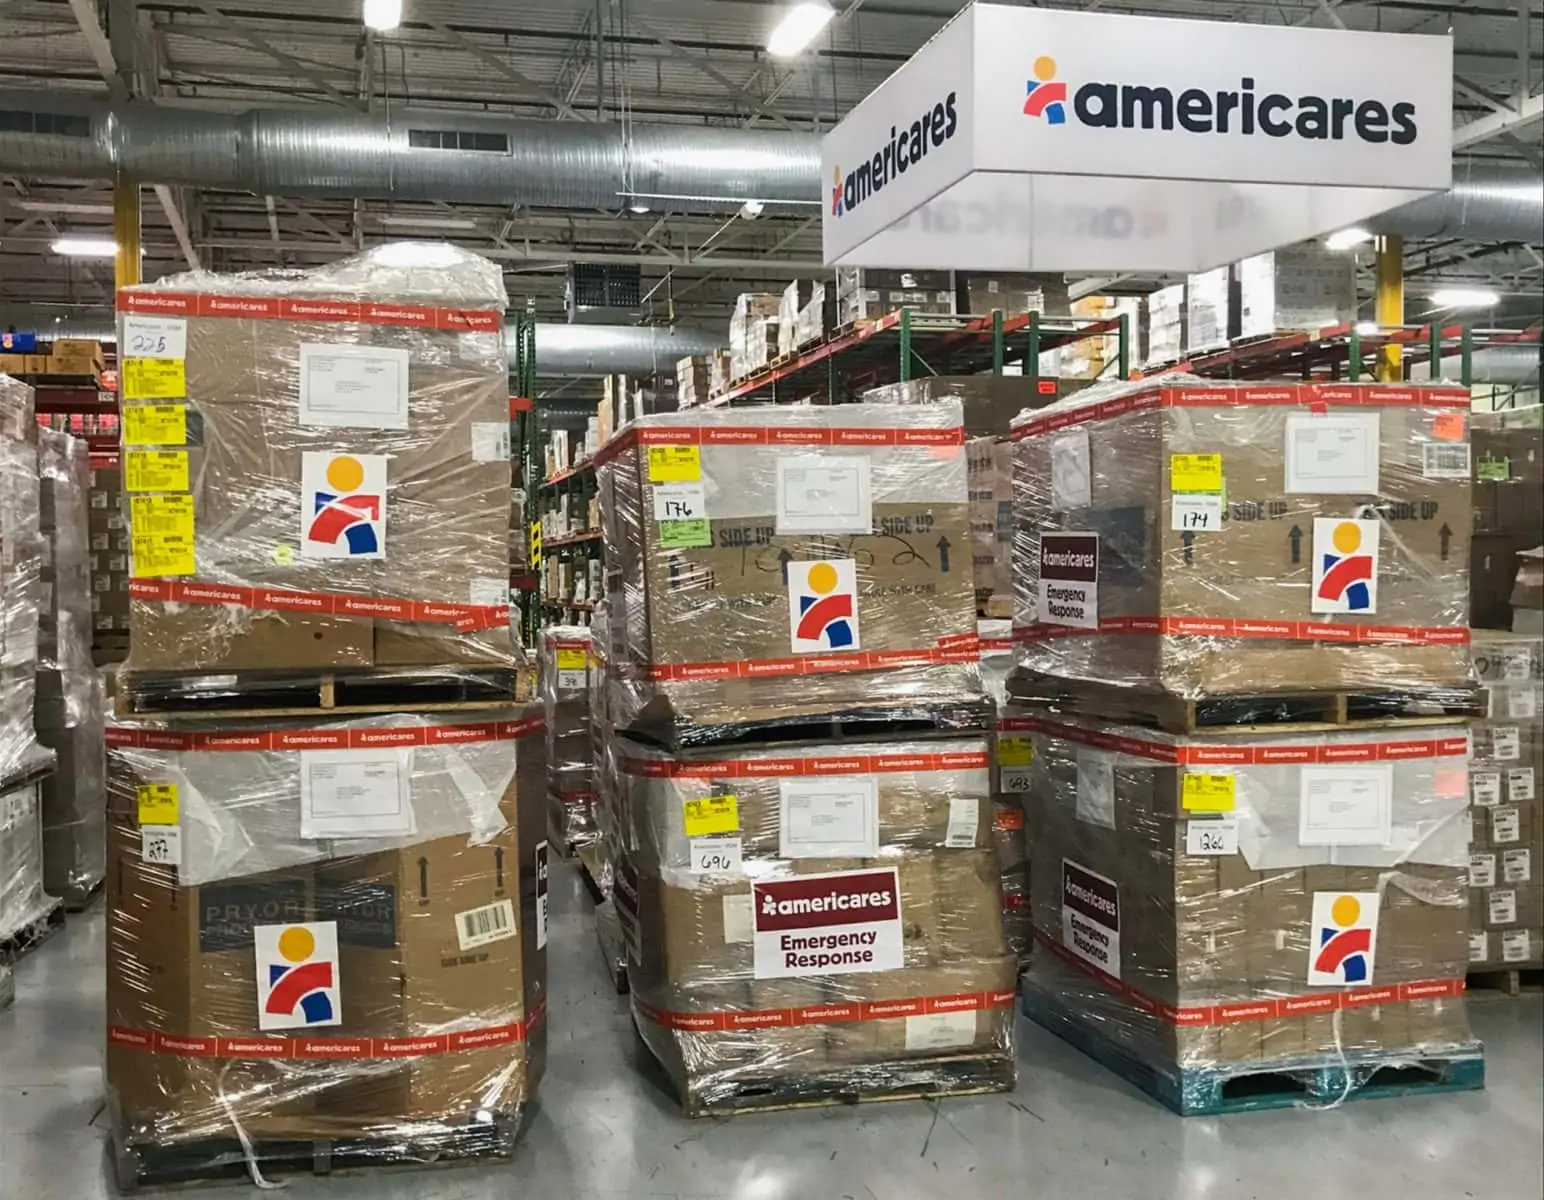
xmin=363 ymin=0 xmax=402 ymax=33
xmin=51 ymin=236 xmax=118 ymax=258
xmin=1430 ymin=287 xmax=1499 ymax=308
xmin=628 ymin=203 xmax=651 ymax=214
xmin=768 ymin=1 xmax=835 ymax=58
xmin=739 ymin=199 xmax=766 ymax=220
xmin=1324 ymin=227 xmax=1373 ymax=251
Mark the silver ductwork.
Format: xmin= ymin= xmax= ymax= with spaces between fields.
xmin=525 ymin=323 xmax=719 ymax=377
xmin=1370 ymin=169 xmax=1544 ymax=243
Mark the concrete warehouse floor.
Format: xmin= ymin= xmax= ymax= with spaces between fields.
xmin=3 ymin=866 xmax=1541 ymax=1200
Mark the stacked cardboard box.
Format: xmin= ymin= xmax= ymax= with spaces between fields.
xmin=1468 ymin=631 xmax=1543 ymax=970
xmin=1470 ymin=419 xmax=1543 ymax=632
xmin=597 ymin=401 xmax=1013 ymax=1111
xmin=1042 ymin=296 xmax=1137 ymax=381
xmin=956 ymin=273 xmax=1064 ymax=319
xmin=676 ymin=356 xmax=714 ymax=409
xmin=103 ymin=710 xmax=548 ymax=1173
xmin=777 ymin=280 xmax=838 ymax=358
xmin=836 ymin=269 xmax=956 ymax=324
xmin=1143 ymin=284 xmax=1187 ymax=367
xmin=1235 ymin=245 xmax=1354 ymax=340
xmin=86 ymin=457 xmax=131 ymax=663
xmin=728 ymin=294 xmax=782 ymax=382
xmin=542 ymin=626 xmax=597 ymax=855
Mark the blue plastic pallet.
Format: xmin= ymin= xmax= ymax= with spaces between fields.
xmin=1022 ymin=983 xmax=1485 ymax=1116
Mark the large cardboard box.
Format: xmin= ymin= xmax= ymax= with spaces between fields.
xmin=1235 ymin=246 xmax=1355 ymax=340
xmin=0 ymin=374 xmax=51 ymax=787
xmin=117 ymin=245 xmax=515 ymax=676
xmin=1018 ymin=708 xmax=1475 ymax=1073
xmin=104 ymin=706 xmax=547 ymax=1150
xmin=595 ymin=404 xmax=984 ymax=745
xmin=1012 ymin=380 xmax=1474 ymax=698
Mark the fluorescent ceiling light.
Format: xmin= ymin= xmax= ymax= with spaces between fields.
xmin=377 ymin=214 xmax=478 ymax=231
xmin=51 ymin=236 xmax=118 ymax=258
xmin=1430 ymin=287 xmax=1499 ymax=308
xmin=1325 ymin=227 xmax=1373 ymax=251
xmin=628 ymin=203 xmax=650 ymax=214
xmin=363 ymin=0 xmax=402 ymax=32
xmin=739 ymin=199 xmax=766 ymax=219
xmin=768 ymin=2 xmax=835 ymax=58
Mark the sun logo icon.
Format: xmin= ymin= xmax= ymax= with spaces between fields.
xmin=831 ymin=166 xmax=845 ymax=217
xmin=1024 ymin=55 xmax=1068 ymax=124
xmin=788 ymin=558 xmax=860 ymax=653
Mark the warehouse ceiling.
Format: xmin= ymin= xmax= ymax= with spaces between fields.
xmin=0 ymin=0 xmax=1540 ymax=332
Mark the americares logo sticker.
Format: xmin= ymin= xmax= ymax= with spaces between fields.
xmin=255 ymin=921 xmax=341 ymax=1030
xmin=1308 ymin=892 xmax=1380 ymax=986
xmin=301 ymin=451 xmax=387 ymax=560
xmin=829 ymin=90 xmax=959 ymax=220
xmin=1312 ymin=517 xmax=1379 ymax=614
xmin=788 ymin=559 xmax=860 ymax=653
xmin=1023 ymin=56 xmax=1068 ymax=124
xmin=751 ymin=868 xmax=903 ymax=979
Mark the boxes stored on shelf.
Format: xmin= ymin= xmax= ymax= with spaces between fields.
xmin=1236 ymin=246 xmax=1355 ymax=341
xmin=594 ymin=403 xmax=985 ymax=747
xmin=619 ymin=735 xmax=1015 ymax=1113
xmin=542 ymin=626 xmax=596 ymax=854
xmin=1144 ymin=284 xmax=1187 ymax=367
xmin=116 ymin=245 xmax=514 ymax=676
xmin=104 ymin=709 xmax=547 ymax=1158
xmin=1012 ymin=379 xmax=1473 ymax=698
xmin=1184 ymin=267 xmax=1236 ymax=355
xmin=676 ymin=356 xmax=714 ymax=408
xmin=777 ymin=281 xmax=838 ymax=358
xmin=729 ymin=293 xmax=782 ymax=382
xmin=957 ymin=273 xmax=1061 ymax=319
xmin=837 ymin=269 xmax=955 ymax=324
xmin=45 ymin=339 xmax=106 ymax=378
xmin=1018 ymin=710 xmax=1475 ymax=1088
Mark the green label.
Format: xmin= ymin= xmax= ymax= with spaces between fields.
xmin=659 ymin=519 xmax=712 ymax=549
xmin=1477 ymin=456 xmax=1510 ymax=482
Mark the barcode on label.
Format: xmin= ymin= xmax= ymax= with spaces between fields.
xmin=1422 ymin=442 xmax=1471 ymax=479
xmin=455 ymin=898 xmax=516 ymax=951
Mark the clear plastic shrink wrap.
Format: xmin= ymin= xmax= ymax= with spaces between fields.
xmin=980 ymin=619 xmax=1031 ymax=966
xmin=595 ymin=402 xmax=986 ymax=748
xmin=541 ymin=625 xmax=597 ymax=854
xmin=37 ymin=428 xmax=107 ymax=905
xmin=1018 ymin=709 xmax=1478 ymax=1099
xmin=618 ymin=735 xmax=1016 ymax=1113
xmin=116 ymin=243 xmax=516 ymax=676
xmin=588 ymin=602 xmax=621 ymax=888
xmin=1011 ymin=377 xmax=1474 ymax=700
xmin=104 ymin=708 xmax=548 ymax=1178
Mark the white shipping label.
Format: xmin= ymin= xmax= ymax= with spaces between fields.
xmin=1502 ymin=930 xmax=1532 ymax=963
xmin=1307 ymin=892 xmax=1381 ymax=986
xmin=1470 ymin=853 xmax=1497 ymax=889
xmin=905 ymin=1011 xmax=978 ymax=1052
xmin=140 ymin=824 xmax=182 ymax=868
xmin=455 ymin=899 xmax=516 ymax=951
xmin=299 ymin=749 xmax=413 ymax=839
xmin=470 ymin=421 xmax=511 ymax=463
xmin=1075 ymin=753 xmax=1116 ymax=830
xmin=121 ymin=315 xmax=188 ymax=361
xmin=1488 ymin=889 xmax=1518 ymax=926
xmin=1062 ymin=859 xmax=1120 ymax=978
xmin=1186 ymin=818 xmax=1239 ymax=857
xmin=775 ymin=455 xmax=872 ymax=534
xmin=750 ymin=867 xmax=903 ymax=979
xmin=1310 ymin=518 xmax=1380 ymax=615
xmin=1508 ymin=689 xmax=1538 ymax=720
xmin=1492 ymin=727 xmax=1522 ymax=760
xmin=1469 ymin=931 xmax=1489 ymax=963
xmin=944 ymin=798 xmax=981 ymax=849
xmin=722 ymin=893 xmax=754 ymax=944
xmin=1298 ymin=763 xmax=1393 ymax=847
xmin=1000 ymin=766 xmax=1033 ymax=794
xmin=1503 ymin=848 xmax=1532 ymax=884
xmin=254 ymin=921 xmax=341 ymax=1031
xmin=787 ymin=558 xmax=860 ymax=654
xmin=652 ymin=481 xmax=708 ymax=522
xmin=1284 ymin=412 xmax=1381 ymax=494
xmin=1171 ymin=493 xmax=1224 ymax=533
xmin=1503 ymin=653 xmax=1534 ymax=682
xmin=1421 ymin=441 xmax=1472 ymax=479
xmin=1493 ymin=807 xmax=1522 ymax=844
xmin=779 ymin=775 xmax=879 ymax=858
xmin=689 ymin=836 xmax=743 ymax=875
xmin=534 ymin=841 xmax=549 ymax=950
xmin=1508 ymin=768 xmax=1536 ymax=803
xmin=1472 ymin=772 xmax=1502 ymax=807
xmin=299 ymin=452 xmax=388 ymax=560
xmin=1049 ymin=428 xmax=1093 ymax=511
xmin=297 ymin=343 xmax=410 ymax=430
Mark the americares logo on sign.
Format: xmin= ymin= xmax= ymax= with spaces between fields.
xmin=831 ymin=90 xmax=959 ymax=219
xmin=1022 ymin=56 xmax=1418 ymax=145
xmin=751 ymin=868 xmax=903 ymax=979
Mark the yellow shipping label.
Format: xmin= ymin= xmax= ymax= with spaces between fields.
xmin=124 ymin=450 xmax=189 ymax=493
xmin=136 ymin=782 xmax=179 ymax=826
xmin=1181 ymin=773 xmax=1237 ymax=813
xmin=648 ymin=444 xmax=702 ymax=484
xmin=132 ymin=534 xmax=195 ymax=578
xmin=1170 ymin=453 xmax=1223 ymax=494
xmin=123 ymin=403 xmax=188 ymax=447
xmin=130 ymin=493 xmax=194 ymax=539
xmin=556 ymin=648 xmax=588 ymax=671
xmin=122 ymin=357 xmax=187 ymax=401
xmin=683 ymin=794 xmax=739 ymax=837
xmin=998 ymin=736 xmax=1034 ymax=767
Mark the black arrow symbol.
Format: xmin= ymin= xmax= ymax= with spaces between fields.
xmin=778 ymin=548 xmax=792 ymax=584
xmin=668 ymin=556 xmax=680 ymax=587
xmin=936 ymin=536 xmax=952 ymax=573
xmin=1181 ymin=531 xmax=1195 ymax=566
xmin=494 ymin=847 xmax=505 ymax=892
xmin=1288 ymin=524 xmax=1303 ymax=565
xmin=1439 ymin=523 xmax=1452 ymax=561
xmin=417 ymin=857 xmax=429 ymax=901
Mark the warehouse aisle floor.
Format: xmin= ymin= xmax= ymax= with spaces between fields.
xmin=4 ymin=867 xmax=1541 ymax=1200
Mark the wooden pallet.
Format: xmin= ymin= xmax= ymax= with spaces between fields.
xmin=1009 ymin=672 xmax=1481 ymax=735
xmin=117 ymin=665 xmax=524 ymax=719
xmin=1022 ymin=985 xmax=1485 ymax=1116
xmin=0 ymin=899 xmax=64 ymax=966
xmin=1467 ymin=965 xmax=1544 ymax=997
xmin=110 ymin=1113 xmax=526 ymax=1193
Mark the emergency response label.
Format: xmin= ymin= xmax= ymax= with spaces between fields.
xmin=1038 ymin=533 xmax=1099 ymax=629
xmin=1062 ymin=858 xmax=1121 ymax=977
xmin=751 ymin=867 xmax=902 ymax=979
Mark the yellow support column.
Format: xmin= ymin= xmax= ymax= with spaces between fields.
xmin=1374 ymin=234 xmax=1403 ymax=382
xmin=114 ymin=181 xmax=141 ymax=291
